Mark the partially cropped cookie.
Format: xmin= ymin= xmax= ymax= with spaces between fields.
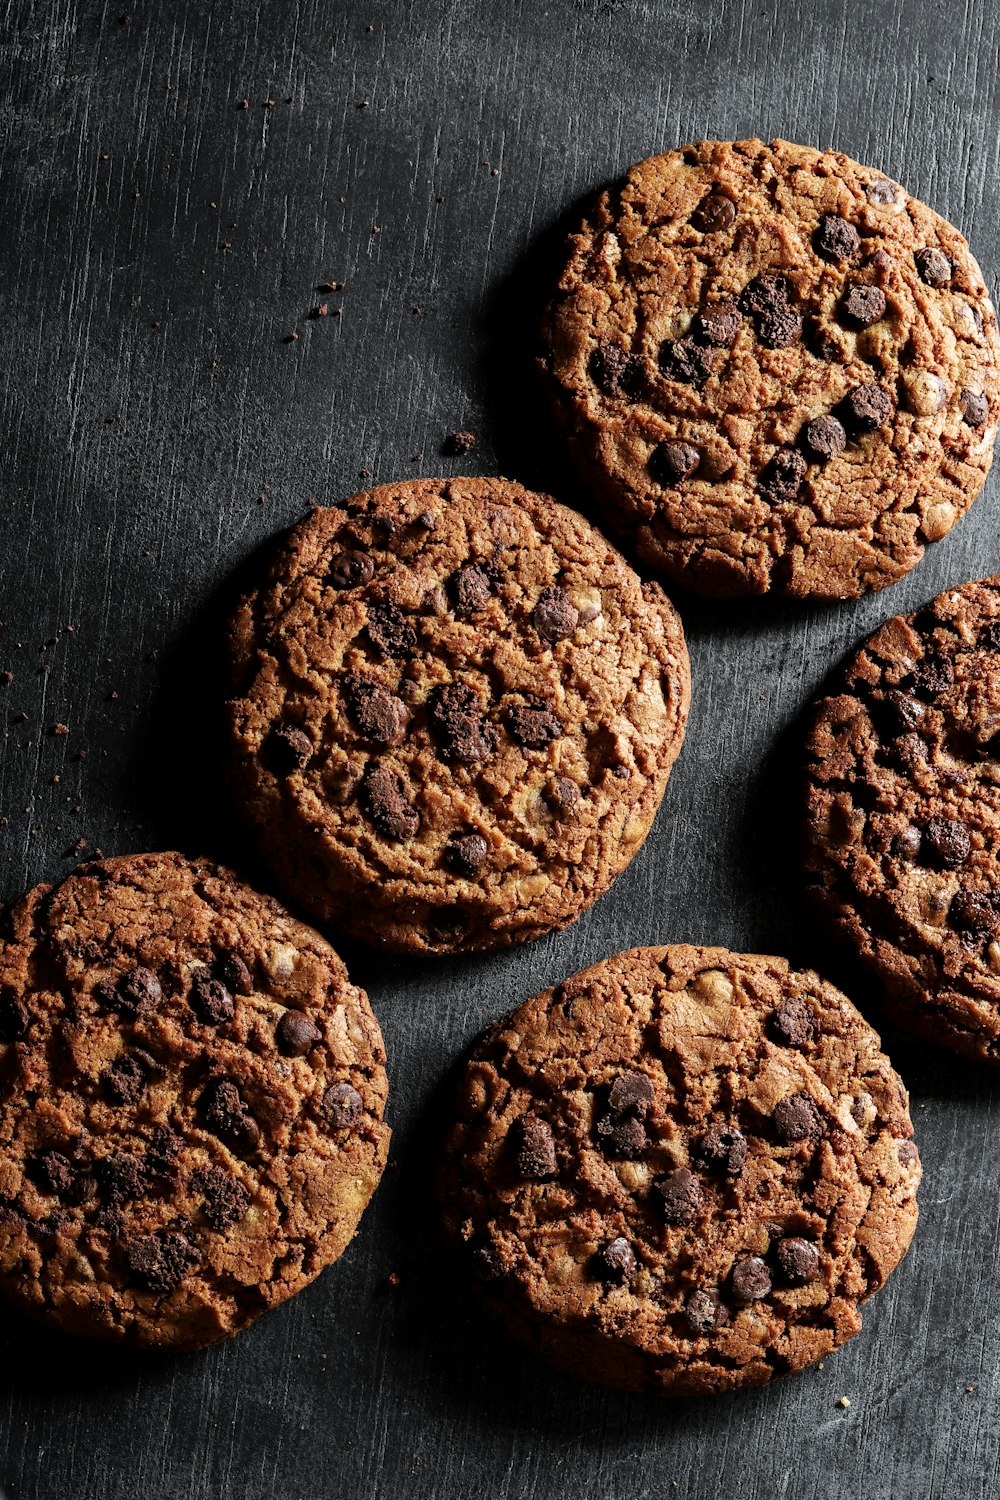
xmin=0 ymin=852 xmax=390 ymax=1349
xmin=441 ymin=946 xmax=919 ymax=1395
xmin=804 ymin=577 xmax=1000 ymax=1063
xmin=543 ymin=137 xmax=1000 ymax=598
xmin=225 ymin=477 xmax=690 ymax=954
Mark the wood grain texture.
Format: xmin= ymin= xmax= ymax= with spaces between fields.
xmin=1 ymin=0 xmax=999 ymax=1495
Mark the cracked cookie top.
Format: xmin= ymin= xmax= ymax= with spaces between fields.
xmin=804 ymin=576 xmax=1000 ymax=1063
xmin=0 ymin=852 xmax=389 ymax=1349
xmin=441 ymin=945 xmax=919 ymax=1396
xmin=542 ymin=137 xmax=1000 ymax=599
xmin=225 ymin=477 xmax=690 ymax=955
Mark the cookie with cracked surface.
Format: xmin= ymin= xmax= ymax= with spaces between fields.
xmin=224 ymin=477 xmax=690 ymax=954
xmin=440 ymin=945 xmax=919 ymax=1395
xmin=0 ymin=852 xmax=390 ymax=1350
xmin=542 ymin=137 xmax=1000 ymax=599
xmin=804 ymin=575 xmax=1000 ymax=1063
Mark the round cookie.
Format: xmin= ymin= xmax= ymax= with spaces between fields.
xmin=804 ymin=576 xmax=1000 ymax=1063
xmin=441 ymin=945 xmax=919 ymax=1396
xmin=542 ymin=137 xmax=1000 ymax=599
xmin=0 ymin=852 xmax=390 ymax=1350
xmin=225 ymin=477 xmax=690 ymax=955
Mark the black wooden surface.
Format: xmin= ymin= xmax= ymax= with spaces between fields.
xmin=2 ymin=1 xmax=999 ymax=1496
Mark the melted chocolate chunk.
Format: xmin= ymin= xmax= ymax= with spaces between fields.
xmin=650 ymin=440 xmax=700 ymax=486
xmin=684 ymin=1287 xmax=728 ymax=1333
xmin=216 ymin=952 xmax=253 ymax=995
xmin=343 ymin=674 xmax=410 ymax=747
xmin=360 ymin=763 xmax=420 ymax=840
xmin=841 ymin=284 xmax=887 ymax=328
xmin=773 ymin=1092 xmax=823 ymax=1144
xmin=269 ymin=724 xmax=312 ymax=773
xmin=802 ymin=414 xmax=846 ymax=463
xmin=730 ymin=1254 xmax=772 ymax=1304
xmin=844 ymin=382 xmax=893 ymax=432
xmin=814 ymin=214 xmax=860 ymax=261
xmin=190 ymin=1165 xmax=251 ymax=1231
xmin=189 ymin=969 xmax=234 ymax=1025
xmin=202 ymin=1080 xmax=261 ymax=1154
xmin=0 ymin=991 xmax=29 ymax=1042
xmin=125 ymin=1229 xmax=199 ymax=1293
xmin=915 ymin=247 xmax=952 ymax=287
xmin=658 ymin=336 xmax=719 ymax=386
xmin=922 ymin=815 xmax=970 ymax=869
xmin=960 ymin=388 xmax=989 ymax=428
xmin=366 ymin=602 xmax=416 ymax=657
xmin=589 ymin=344 xmax=646 ymax=400
xmin=949 ymin=889 xmax=998 ymax=934
xmin=513 ymin=1113 xmax=557 ymax=1178
xmin=450 ymin=563 xmax=494 ymax=614
xmin=693 ymin=1123 xmax=747 ymax=1178
xmin=654 ymin=1167 xmax=701 ymax=1226
xmin=597 ymin=1236 xmax=637 ymax=1284
xmin=697 ymin=300 xmax=741 ymax=347
xmin=507 ymin=700 xmax=563 ymax=748
xmin=776 ymin=1236 xmax=821 ymax=1284
xmin=430 ymin=682 xmax=496 ymax=762
xmin=99 ymin=967 xmax=164 ymax=1020
xmin=533 ymin=587 xmax=580 ymax=643
xmin=759 ymin=448 xmax=807 ymax=503
xmin=102 ymin=1052 xmax=147 ymax=1105
xmin=770 ymin=998 xmax=815 ymax=1048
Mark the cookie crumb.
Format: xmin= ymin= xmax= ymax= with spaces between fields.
xmin=837 ymin=1396 xmax=851 ymax=1409
xmin=51 ymin=723 xmax=69 ymax=736
xmin=444 ymin=430 xmax=476 ymax=456
xmin=385 ymin=1271 xmax=401 ymax=1290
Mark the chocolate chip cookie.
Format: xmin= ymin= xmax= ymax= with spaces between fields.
xmin=804 ymin=576 xmax=1000 ymax=1063
xmin=225 ymin=477 xmax=690 ymax=954
xmin=542 ymin=137 xmax=1000 ymax=598
xmin=441 ymin=945 xmax=919 ymax=1395
xmin=0 ymin=852 xmax=390 ymax=1349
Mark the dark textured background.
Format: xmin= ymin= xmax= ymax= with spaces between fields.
xmin=2 ymin=0 xmax=999 ymax=1495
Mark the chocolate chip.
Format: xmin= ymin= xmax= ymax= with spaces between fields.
xmin=125 ymin=1229 xmax=199 ymax=1293
xmin=898 ymin=1140 xmax=919 ymax=1166
xmin=190 ymin=1165 xmax=251 ymax=1230
xmin=980 ymin=622 xmax=1000 ymax=652
xmin=776 ymin=1236 xmax=821 ymax=1284
xmin=759 ymin=447 xmax=807 ymax=503
xmin=202 ymin=1079 xmax=261 ymax=1154
xmin=694 ymin=1123 xmax=747 ymax=1178
xmin=654 ymin=1167 xmax=701 ymax=1226
xmin=102 ymin=966 xmax=163 ymax=1019
xmin=915 ymin=247 xmax=952 ymax=287
xmin=545 ymin=776 xmax=581 ymax=816
xmin=215 ymin=952 xmax=253 ymax=996
xmin=691 ymin=192 xmax=736 ymax=233
xmin=960 ymin=388 xmax=989 ymax=428
xmin=597 ymin=1113 xmax=648 ymax=1157
xmin=102 ymin=1053 xmax=147 ymax=1105
xmin=450 ymin=563 xmax=493 ymax=614
xmin=589 ymin=344 xmax=646 ymax=400
xmin=329 ymin=548 xmax=375 ymax=588
xmin=739 ymin=275 xmax=802 ymax=349
xmin=841 ymin=284 xmax=887 ymax=328
xmin=907 ymin=661 xmax=952 ymax=707
xmin=513 ymin=1113 xmax=557 ymax=1178
xmin=773 ymin=1092 xmax=823 ymax=1144
xmin=472 ymin=1237 xmax=506 ymax=1280
xmin=270 ymin=724 xmax=312 ymax=773
xmin=0 ymin=991 xmax=28 ymax=1042
xmin=360 ymin=763 xmax=420 ymax=840
xmin=815 ymin=214 xmax=860 ymax=261
xmin=507 ymin=699 xmax=563 ymax=748
xmin=96 ymin=1150 xmax=145 ymax=1204
xmin=891 ymin=824 xmax=923 ymax=861
xmin=597 ymin=1236 xmax=637 ymax=1285
xmin=322 ymin=1080 xmax=363 ymax=1130
xmin=145 ymin=1126 xmax=182 ymax=1187
xmin=697 ymin=300 xmax=741 ymax=347
xmin=844 ymin=382 xmax=893 ymax=432
xmin=658 ymin=336 xmax=719 ymax=386
xmin=867 ymin=177 xmax=897 ymax=204
xmin=29 ymin=1150 xmax=77 ymax=1198
xmin=730 ymin=1254 xmax=772 ymax=1304
xmin=533 ymin=586 xmax=579 ymax=643
xmin=366 ymin=602 xmax=416 ymax=656
xmin=276 ymin=1009 xmax=322 ymax=1056
xmin=343 ymin=674 xmax=410 ymax=747
xmin=888 ymin=735 xmax=929 ymax=775
xmin=684 ymin=1287 xmax=728 ymax=1332
xmin=922 ymin=815 xmax=970 ymax=870
xmin=430 ymin=682 xmax=496 ymax=761
xmin=801 ymin=415 xmax=846 ymax=463
xmin=649 ymin=440 xmax=700 ymax=486
xmin=446 ymin=832 xmax=488 ymax=876
xmin=770 ymin=998 xmax=815 ymax=1048
xmin=444 ymin=429 xmax=476 ymax=455
xmin=950 ymin=889 xmax=998 ymax=934
xmin=189 ymin=969 xmax=234 ymax=1025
